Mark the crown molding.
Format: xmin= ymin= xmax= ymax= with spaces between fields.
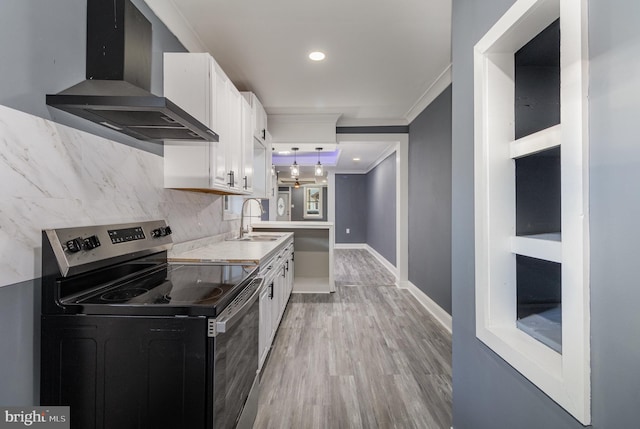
xmin=143 ymin=0 xmax=208 ymax=52
xmin=404 ymin=64 xmax=452 ymax=124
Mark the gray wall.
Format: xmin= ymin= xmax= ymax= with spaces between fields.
xmin=335 ymin=174 xmax=368 ymax=243
xmin=366 ymin=153 xmax=396 ymax=265
xmin=588 ymin=0 xmax=640 ymax=425
xmin=0 ymin=0 xmax=188 ymax=406
xmin=452 ymin=0 xmax=640 ymax=428
xmin=408 ymin=86 xmax=452 ymax=315
xmin=0 ymin=0 xmax=186 ymax=156
xmin=0 ymin=280 xmax=39 ymax=406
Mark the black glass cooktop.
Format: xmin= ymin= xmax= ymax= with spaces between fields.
xmin=63 ymin=264 xmax=257 ymax=316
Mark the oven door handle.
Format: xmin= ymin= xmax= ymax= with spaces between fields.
xmin=215 ymin=278 xmax=263 ymax=334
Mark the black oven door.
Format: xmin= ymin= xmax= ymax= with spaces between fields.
xmin=209 ymin=278 xmax=262 ymax=429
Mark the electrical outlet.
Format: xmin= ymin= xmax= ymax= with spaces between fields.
xmin=346 ymin=228 xmax=350 ymax=234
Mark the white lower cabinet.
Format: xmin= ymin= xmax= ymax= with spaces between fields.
xmin=258 ymin=240 xmax=294 ymax=371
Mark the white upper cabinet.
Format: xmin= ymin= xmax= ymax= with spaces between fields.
xmin=163 ymin=52 xmax=250 ymax=195
xmin=242 ymin=92 xmax=272 ymax=198
xmin=242 ymin=92 xmax=268 ymax=142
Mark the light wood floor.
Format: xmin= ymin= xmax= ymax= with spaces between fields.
xmin=253 ymin=249 xmax=452 ymax=429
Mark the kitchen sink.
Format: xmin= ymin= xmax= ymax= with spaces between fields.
xmin=228 ymin=234 xmax=283 ymax=242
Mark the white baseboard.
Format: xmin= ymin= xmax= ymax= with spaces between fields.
xmin=403 ymin=281 xmax=452 ymax=333
xmin=334 ymin=243 xmax=367 ymax=250
xmin=364 ymin=244 xmax=399 ymax=280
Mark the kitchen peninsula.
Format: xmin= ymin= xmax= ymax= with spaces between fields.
xmin=251 ymin=221 xmax=334 ymax=293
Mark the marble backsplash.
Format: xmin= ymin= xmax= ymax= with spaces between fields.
xmin=0 ymin=104 xmax=239 ymax=288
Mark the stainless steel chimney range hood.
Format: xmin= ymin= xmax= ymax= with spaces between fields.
xmin=46 ymin=0 xmax=218 ymax=144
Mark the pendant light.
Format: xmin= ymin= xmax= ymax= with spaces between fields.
xmin=314 ymin=147 xmax=324 ymax=176
xmin=290 ymin=147 xmax=300 ymax=178
xmin=294 ymin=179 xmax=300 ymax=189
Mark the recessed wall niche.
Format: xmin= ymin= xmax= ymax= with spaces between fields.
xmin=474 ymin=0 xmax=589 ymax=423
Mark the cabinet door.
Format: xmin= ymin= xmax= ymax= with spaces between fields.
xmin=259 ymin=285 xmax=271 ymax=368
xmin=164 ymin=141 xmax=210 ymax=188
xmin=287 ymin=251 xmax=294 ymax=298
xmin=163 ymin=53 xmax=211 ymax=127
xmin=163 ymin=53 xmax=215 ymax=189
xmin=226 ymin=85 xmax=243 ymax=192
xmin=282 ymin=257 xmax=289 ymax=309
xmin=213 ymin=64 xmax=230 ymax=188
xmin=255 ymin=98 xmax=268 ymax=142
xmin=271 ymin=269 xmax=282 ymax=334
xmin=241 ymin=98 xmax=254 ymax=193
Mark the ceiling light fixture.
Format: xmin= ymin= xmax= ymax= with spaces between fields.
xmin=294 ymin=179 xmax=300 ymax=189
xmin=353 ymin=157 xmax=361 ymax=161
xmin=315 ymin=147 xmax=324 ymax=176
xmin=290 ymin=147 xmax=300 ymax=178
xmin=309 ymin=51 xmax=326 ymax=61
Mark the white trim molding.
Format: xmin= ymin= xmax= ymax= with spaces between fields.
xmin=405 ymin=64 xmax=452 ymax=124
xmin=404 ymin=281 xmax=452 ymax=333
xmin=365 ymin=244 xmax=398 ymax=281
xmin=334 ymin=243 xmax=367 ymax=250
xmin=143 ymin=0 xmax=208 ymax=53
xmin=474 ymin=0 xmax=590 ymax=424
xmin=335 ymin=133 xmax=409 ymax=292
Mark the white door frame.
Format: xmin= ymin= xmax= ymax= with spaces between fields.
xmin=332 ymin=133 xmax=409 ymax=287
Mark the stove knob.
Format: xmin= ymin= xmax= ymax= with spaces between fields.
xmin=83 ymin=235 xmax=101 ymax=250
xmin=65 ymin=238 xmax=83 ymax=253
xmin=151 ymin=226 xmax=172 ymax=237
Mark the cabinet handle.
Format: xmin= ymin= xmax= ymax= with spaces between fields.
xmin=244 ymin=176 xmax=248 ymax=189
xmin=261 ymin=129 xmax=266 ymax=141
xmin=227 ymin=171 xmax=235 ymax=187
xmin=269 ymin=282 xmax=274 ymax=299
xmin=286 ymin=261 xmax=289 ymax=272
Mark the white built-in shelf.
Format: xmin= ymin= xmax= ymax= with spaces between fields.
xmin=511 ymin=233 xmax=562 ymax=262
xmin=510 ymin=124 xmax=561 ymax=159
xmin=517 ymin=306 xmax=562 ymax=353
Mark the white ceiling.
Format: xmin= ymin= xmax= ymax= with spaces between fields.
xmin=144 ymin=0 xmax=452 ymax=172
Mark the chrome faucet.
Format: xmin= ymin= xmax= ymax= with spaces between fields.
xmin=240 ymin=198 xmax=265 ymax=239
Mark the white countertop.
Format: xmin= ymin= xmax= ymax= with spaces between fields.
xmin=251 ymin=221 xmax=334 ymax=229
xmin=168 ymin=232 xmax=293 ymax=265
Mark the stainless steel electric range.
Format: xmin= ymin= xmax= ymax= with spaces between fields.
xmin=40 ymin=220 xmax=262 ymax=429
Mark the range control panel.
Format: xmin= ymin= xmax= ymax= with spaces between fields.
xmin=45 ymin=220 xmax=174 ymax=277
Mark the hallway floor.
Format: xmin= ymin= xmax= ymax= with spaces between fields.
xmin=253 ymin=249 xmax=452 ymax=428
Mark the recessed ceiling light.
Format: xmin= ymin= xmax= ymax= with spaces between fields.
xmin=353 ymin=157 xmax=361 ymax=161
xmin=309 ymin=51 xmax=326 ymax=61
xmin=278 ymin=151 xmax=290 ymax=155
